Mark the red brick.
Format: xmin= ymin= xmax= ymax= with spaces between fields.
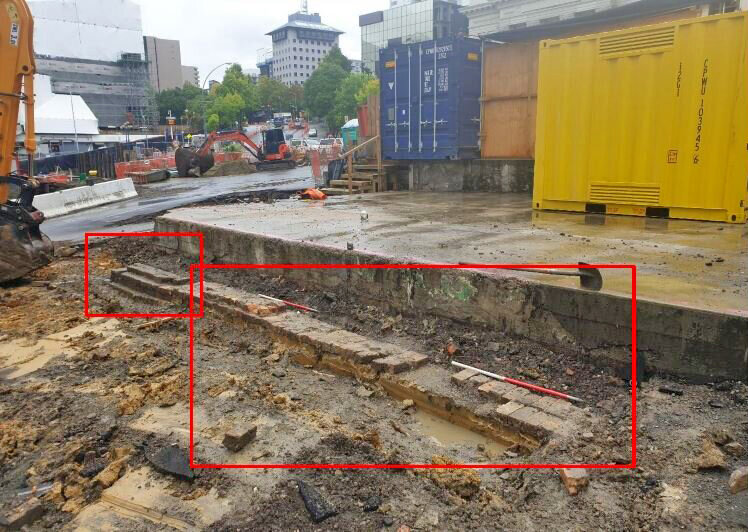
xmin=527 ymin=411 xmax=564 ymax=433
xmin=468 ymin=374 xmax=491 ymax=387
xmin=502 ymin=386 xmax=532 ymax=403
xmin=559 ymin=468 xmax=589 ymax=496
xmin=372 ymin=351 xmax=428 ymax=374
xmin=478 ymin=380 xmax=517 ymax=399
xmin=535 ymin=396 xmax=576 ymax=418
xmin=451 ymin=369 xmax=478 ymax=384
xmin=495 ymin=401 xmax=525 ymax=417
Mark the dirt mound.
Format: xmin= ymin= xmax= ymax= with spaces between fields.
xmin=203 ymin=159 xmax=257 ymax=177
xmin=419 ymin=455 xmax=481 ymax=499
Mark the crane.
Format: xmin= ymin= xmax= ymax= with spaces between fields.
xmin=0 ymin=0 xmax=53 ymax=282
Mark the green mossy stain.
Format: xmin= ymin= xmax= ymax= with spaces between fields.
xmin=436 ymin=275 xmax=477 ymax=302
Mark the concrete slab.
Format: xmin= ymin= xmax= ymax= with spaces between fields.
xmin=157 ymin=192 xmax=747 ymax=315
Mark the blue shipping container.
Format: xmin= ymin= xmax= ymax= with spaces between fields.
xmin=379 ymin=37 xmax=482 ymax=161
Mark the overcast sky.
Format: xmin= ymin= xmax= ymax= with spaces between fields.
xmin=131 ymin=0 xmax=390 ymax=86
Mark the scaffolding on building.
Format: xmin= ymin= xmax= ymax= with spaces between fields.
xmin=118 ymin=52 xmax=159 ymax=129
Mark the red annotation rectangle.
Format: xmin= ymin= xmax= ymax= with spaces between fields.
xmin=84 ymin=232 xmax=205 ymax=319
xmin=188 ymin=263 xmax=637 ymax=470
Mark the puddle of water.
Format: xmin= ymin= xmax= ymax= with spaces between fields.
xmin=412 ymin=409 xmax=508 ymax=455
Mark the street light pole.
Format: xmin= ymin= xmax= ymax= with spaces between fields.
xmin=201 ymin=62 xmax=233 ymax=133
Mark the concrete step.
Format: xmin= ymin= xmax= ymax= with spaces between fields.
xmin=110 ymin=282 xmax=164 ymax=307
xmin=328 ymin=180 xmax=373 ymax=188
xmin=127 ymin=263 xmax=189 ymax=285
xmin=320 ymin=188 xmax=355 ymax=196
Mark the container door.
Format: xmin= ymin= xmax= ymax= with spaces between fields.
xmin=420 ymin=40 xmax=455 ymax=158
xmin=457 ymin=40 xmax=482 ymax=159
xmin=379 ymin=48 xmax=397 ymax=158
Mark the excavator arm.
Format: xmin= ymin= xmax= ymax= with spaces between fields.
xmin=0 ymin=0 xmax=54 ymax=282
xmin=196 ymin=131 xmax=261 ymax=160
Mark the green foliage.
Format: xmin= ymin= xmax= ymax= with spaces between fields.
xmin=206 ymin=113 xmax=220 ymax=133
xmin=155 ymin=83 xmax=204 ymax=124
xmin=325 ymin=46 xmax=352 ymax=72
xmin=223 ymin=143 xmax=242 ymax=153
xmin=217 ymin=64 xmax=259 ymax=111
xmin=257 ymin=76 xmax=292 ymax=111
xmin=356 ymin=78 xmax=379 ymax=105
xmin=210 ymin=93 xmax=245 ymax=128
xmin=304 ymin=61 xmax=348 ymax=120
xmin=327 ymin=73 xmax=374 ymax=131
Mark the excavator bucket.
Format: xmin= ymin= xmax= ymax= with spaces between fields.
xmin=0 ymin=178 xmax=53 ymax=283
xmin=175 ymin=147 xmax=215 ymax=178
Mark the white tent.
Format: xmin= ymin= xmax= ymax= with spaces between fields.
xmin=18 ymin=75 xmax=99 ymax=136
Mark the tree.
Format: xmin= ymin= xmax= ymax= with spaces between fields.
xmin=210 ymin=93 xmax=245 ymax=128
xmin=325 ymin=46 xmax=352 ymax=73
xmin=257 ymin=76 xmax=291 ymax=111
xmin=304 ymin=62 xmax=347 ymax=120
xmin=327 ymin=73 xmax=374 ymax=131
xmin=356 ymin=78 xmax=379 ymax=105
xmin=155 ymin=84 xmax=204 ymax=124
xmin=217 ymin=64 xmax=259 ymax=116
xmin=206 ymin=113 xmax=220 ymax=133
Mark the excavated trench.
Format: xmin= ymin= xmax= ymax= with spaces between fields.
xmin=103 ymin=262 xmax=589 ymax=464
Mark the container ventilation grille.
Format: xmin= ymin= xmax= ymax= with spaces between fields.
xmin=599 ymin=27 xmax=676 ymax=57
xmin=589 ymin=183 xmax=661 ymax=206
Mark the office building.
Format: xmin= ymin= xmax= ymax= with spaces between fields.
xmin=460 ymin=0 xmax=744 ymax=40
xmin=267 ymin=10 xmax=344 ymax=86
xmin=28 ymin=0 xmax=157 ymax=128
xmin=144 ymin=36 xmax=184 ymax=92
xmin=351 ymin=60 xmax=363 ymax=73
xmin=182 ymin=66 xmax=200 ymax=87
xmin=360 ymin=0 xmax=468 ymax=73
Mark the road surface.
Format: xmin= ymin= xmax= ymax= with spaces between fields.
xmin=43 ymin=166 xmax=314 ymax=242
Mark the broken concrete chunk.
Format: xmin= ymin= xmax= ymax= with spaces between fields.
xmin=559 ymin=468 xmax=589 ymax=496
xmin=401 ymin=399 xmax=415 ymax=410
xmin=1 ymin=497 xmax=44 ymax=530
xmin=223 ymin=426 xmax=257 ymax=452
xmin=297 ymin=480 xmax=337 ymax=523
xmin=146 ymin=446 xmax=195 ymax=481
xmin=729 ymin=467 xmax=748 ymax=494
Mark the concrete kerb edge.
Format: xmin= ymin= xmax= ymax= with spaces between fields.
xmin=33 ymin=178 xmax=138 ymax=219
xmin=153 ymin=215 xmax=748 ymax=382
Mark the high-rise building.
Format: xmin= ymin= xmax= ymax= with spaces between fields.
xmin=350 ymin=60 xmax=363 ymax=73
xmin=28 ymin=0 xmax=157 ymax=128
xmin=460 ymin=0 xmax=735 ymax=40
xmin=257 ymin=48 xmax=274 ymax=78
xmin=360 ymin=0 xmax=468 ymax=73
xmin=144 ymin=36 xmax=184 ymax=92
xmin=267 ymin=10 xmax=344 ymax=86
xmin=182 ymin=66 xmax=200 ymax=87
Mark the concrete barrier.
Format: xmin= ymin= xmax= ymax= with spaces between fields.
xmin=33 ymin=178 xmax=138 ymax=219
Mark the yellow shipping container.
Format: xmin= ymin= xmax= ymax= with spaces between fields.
xmin=533 ymin=12 xmax=748 ymax=224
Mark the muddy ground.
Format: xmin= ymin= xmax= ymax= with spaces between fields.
xmin=0 ymin=240 xmax=746 ymax=530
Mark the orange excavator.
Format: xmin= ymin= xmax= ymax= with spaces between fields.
xmin=175 ymin=128 xmax=294 ymax=177
xmin=0 ymin=0 xmax=54 ymax=282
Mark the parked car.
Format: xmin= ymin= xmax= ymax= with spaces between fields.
xmin=290 ymin=139 xmax=320 ymax=151
xmin=308 ymin=128 xmax=318 ymax=138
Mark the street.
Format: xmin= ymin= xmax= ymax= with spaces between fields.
xmin=42 ymin=166 xmax=314 ymax=242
